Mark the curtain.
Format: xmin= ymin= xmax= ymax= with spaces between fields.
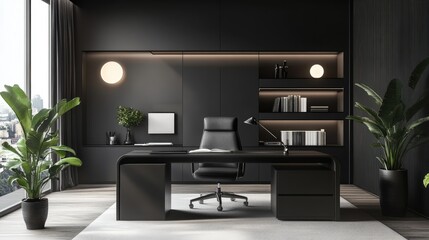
xmin=51 ymin=0 xmax=78 ymax=191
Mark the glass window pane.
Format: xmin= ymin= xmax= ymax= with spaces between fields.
xmin=0 ymin=0 xmax=26 ymax=210
xmin=31 ymin=0 xmax=50 ymax=110
xmin=31 ymin=0 xmax=51 ymax=192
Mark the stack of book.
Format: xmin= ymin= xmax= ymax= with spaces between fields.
xmin=280 ymin=129 xmax=327 ymax=146
xmin=272 ymin=95 xmax=307 ymax=112
xmin=310 ymin=105 xmax=329 ymax=112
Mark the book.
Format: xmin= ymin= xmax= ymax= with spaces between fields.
xmin=300 ymin=97 xmax=307 ymax=112
xmin=281 ymin=129 xmax=327 ymax=146
xmin=310 ymin=105 xmax=329 ymax=112
xmin=188 ymin=148 xmax=233 ymax=153
xmin=273 ymin=97 xmax=280 ymax=112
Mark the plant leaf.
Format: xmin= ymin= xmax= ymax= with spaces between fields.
xmin=0 ymin=85 xmax=32 ymax=135
xmin=26 ymin=130 xmax=44 ymax=154
xmin=41 ymin=135 xmax=59 ymax=153
xmin=355 ymin=83 xmax=383 ymax=106
xmin=48 ymin=165 xmax=63 ymax=178
xmin=16 ymin=138 xmax=28 ymax=158
xmin=424 ymin=173 xmax=429 ymax=188
xmin=32 ymin=108 xmax=51 ymax=131
xmin=51 ymin=145 xmax=76 ymax=156
xmin=2 ymin=159 xmax=22 ymax=170
xmin=409 ymin=57 xmax=429 ymax=89
xmin=1 ymin=142 xmax=23 ymax=158
xmin=38 ymin=160 xmax=53 ymax=172
xmin=16 ymin=178 xmax=29 ymax=189
xmin=58 ymin=97 xmax=80 ymax=117
xmin=354 ymin=102 xmax=387 ymax=134
xmin=408 ymin=116 xmax=429 ymax=131
xmin=347 ymin=115 xmax=383 ymax=138
xmin=54 ymin=157 xmax=82 ymax=167
xmin=406 ymin=93 xmax=429 ymax=121
xmin=379 ymin=79 xmax=403 ymax=126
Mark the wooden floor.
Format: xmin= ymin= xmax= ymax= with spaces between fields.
xmin=0 ymin=184 xmax=428 ymax=240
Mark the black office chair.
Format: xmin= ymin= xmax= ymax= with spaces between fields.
xmin=189 ymin=117 xmax=249 ymax=211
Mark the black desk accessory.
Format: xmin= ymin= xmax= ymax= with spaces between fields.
xmin=244 ymin=117 xmax=288 ymax=154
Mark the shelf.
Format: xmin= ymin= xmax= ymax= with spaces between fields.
xmin=258 ymin=120 xmax=344 ymax=146
xmin=259 ymin=88 xmax=344 ymax=113
xmin=259 ymin=52 xmax=344 ymax=79
xmin=259 ymin=112 xmax=346 ymax=120
xmin=259 ymin=79 xmax=344 ymax=88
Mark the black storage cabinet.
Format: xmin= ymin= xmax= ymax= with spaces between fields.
xmin=271 ymin=164 xmax=335 ymax=220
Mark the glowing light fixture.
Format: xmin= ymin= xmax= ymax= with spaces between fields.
xmin=100 ymin=61 xmax=124 ymax=84
xmin=309 ymin=64 xmax=324 ymax=78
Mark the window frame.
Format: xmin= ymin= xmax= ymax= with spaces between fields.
xmin=0 ymin=0 xmax=51 ymax=217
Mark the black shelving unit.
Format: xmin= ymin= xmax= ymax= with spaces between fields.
xmin=257 ymin=52 xmax=350 ymax=183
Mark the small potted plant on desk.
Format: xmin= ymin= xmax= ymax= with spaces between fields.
xmin=117 ymin=106 xmax=143 ymax=145
xmin=347 ymin=58 xmax=429 ymax=217
xmin=0 ymin=85 xmax=81 ymax=229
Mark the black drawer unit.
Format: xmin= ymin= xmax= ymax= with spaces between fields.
xmin=271 ymin=164 xmax=335 ymax=220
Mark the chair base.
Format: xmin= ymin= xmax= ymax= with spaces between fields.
xmin=189 ymin=183 xmax=249 ymax=211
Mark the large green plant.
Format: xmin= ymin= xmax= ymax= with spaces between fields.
xmin=347 ymin=58 xmax=429 ymax=170
xmin=0 ymin=85 xmax=81 ymax=199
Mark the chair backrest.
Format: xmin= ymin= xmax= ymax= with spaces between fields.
xmin=199 ymin=117 xmax=242 ymax=151
xmin=198 ymin=117 xmax=243 ymax=170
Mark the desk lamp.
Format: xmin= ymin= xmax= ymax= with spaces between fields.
xmin=244 ymin=117 xmax=288 ymax=154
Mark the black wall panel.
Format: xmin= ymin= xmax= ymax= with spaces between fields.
xmin=182 ymin=56 xmax=222 ymax=146
xmin=353 ymin=0 xmax=429 ymax=216
xmin=74 ymin=0 xmax=220 ymax=51
xmin=220 ymin=0 xmax=349 ymax=51
xmin=220 ymin=55 xmax=259 ymax=146
xmin=83 ymin=52 xmax=183 ymax=145
xmin=74 ymin=0 xmax=351 ymax=184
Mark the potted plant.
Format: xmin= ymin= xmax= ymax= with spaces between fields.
xmin=0 ymin=85 xmax=81 ymax=229
xmin=347 ymin=58 xmax=429 ymax=216
xmin=117 ymin=106 xmax=143 ymax=145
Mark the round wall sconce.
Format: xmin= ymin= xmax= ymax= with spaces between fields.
xmin=100 ymin=61 xmax=124 ymax=84
xmin=309 ymin=64 xmax=324 ymax=78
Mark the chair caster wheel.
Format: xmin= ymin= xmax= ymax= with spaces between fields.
xmin=189 ymin=203 xmax=194 ymax=209
xmin=217 ymin=206 xmax=223 ymax=211
xmin=244 ymin=201 xmax=249 ymax=206
xmin=231 ymin=198 xmax=236 ymax=201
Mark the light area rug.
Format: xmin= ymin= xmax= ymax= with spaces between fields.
xmin=73 ymin=194 xmax=405 ymax=240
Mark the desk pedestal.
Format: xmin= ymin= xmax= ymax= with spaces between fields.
xmin=119 ymin=163 xmax=171 ymax=220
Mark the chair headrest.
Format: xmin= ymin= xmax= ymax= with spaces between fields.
xmin=204 ymin=117 xmax=237 ymax=131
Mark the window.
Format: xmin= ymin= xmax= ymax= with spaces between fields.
xmin=31 ymin=0 xmax=50 ymax=110
xmin=0 ymin=0 xmax=50 ymax=214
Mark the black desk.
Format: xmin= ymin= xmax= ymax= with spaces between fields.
xmin=116 ymin=150 xmax=340 ymax=220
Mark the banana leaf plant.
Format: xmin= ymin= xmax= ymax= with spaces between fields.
xmin=347 ymin=58 xmax=429 ymax=170
xmin=0 ymin=85 xmax=81 ymax=200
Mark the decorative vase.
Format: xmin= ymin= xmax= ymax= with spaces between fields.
xmin=22 ymin=198 xmax=48 ymax=230
xmin=379 ymin=169 xmax=408 ymax=217
xmin=124 ymin=128 xmax=134 ymax=145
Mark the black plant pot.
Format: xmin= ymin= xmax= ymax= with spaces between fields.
xmin=22 ymin=198 xmax=48 ymax=230
xmin=379 ymin=169 xmax=408 ymax=217
xmin=124 ymin=129 xmax=134 ymax=145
